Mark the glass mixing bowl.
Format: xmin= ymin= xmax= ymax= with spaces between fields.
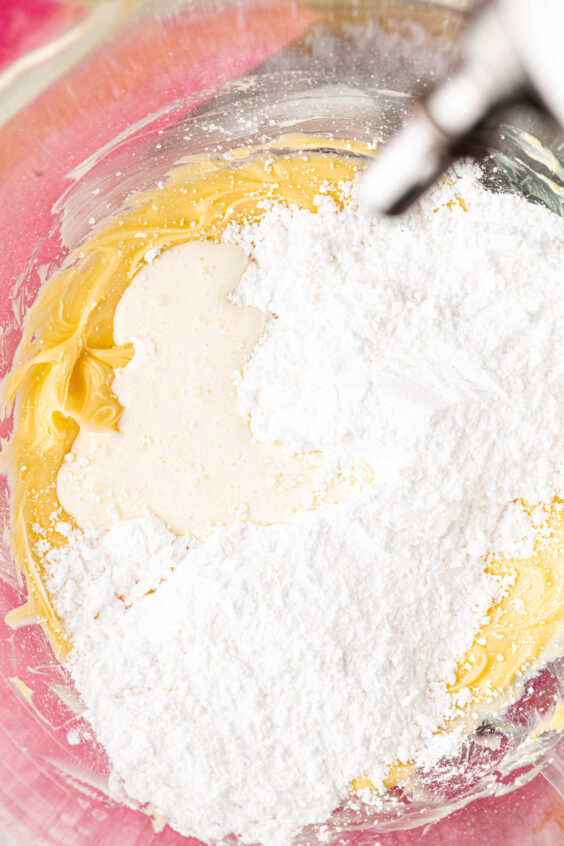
xmin=2 ymin=1 xmax=564 ymax=843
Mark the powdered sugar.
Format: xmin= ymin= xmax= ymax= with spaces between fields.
xmin=227 ymin=165 xmax=564 ymax=565
xmin=44 ymin=162 xmax=564 ymax=845
xmin=47 ymin=508 xmax=495 ymax=846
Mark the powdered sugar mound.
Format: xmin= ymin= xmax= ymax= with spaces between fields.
xmin=46 ymin=516 xmax=187 ymax=625
xmin=49 ymin=507 xmax=496 ymax=846
xmin=490 ymin=501 xmax=536 ymax=560
xmin=226 ymin=164 xmax=564 ymax=565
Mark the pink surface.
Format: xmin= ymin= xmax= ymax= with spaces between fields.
xmin=0 ymin=0 xmax=83 ymax=71
xmin=1 ymin=2 xmax=564 ymax=844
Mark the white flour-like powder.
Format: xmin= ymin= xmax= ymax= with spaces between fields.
xmin=46 ymin=161 xmax=564 ymax=846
